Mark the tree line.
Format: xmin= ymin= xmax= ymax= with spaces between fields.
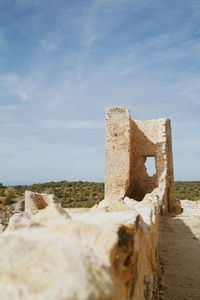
xmin=0 ymin=180 xmax=200 ymax=208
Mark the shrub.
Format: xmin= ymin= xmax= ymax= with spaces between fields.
xmin=3 ymin=192 xmax=15 ymax=205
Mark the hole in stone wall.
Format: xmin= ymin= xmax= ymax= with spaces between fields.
xmin=126 ymin=155 xmax=157 ymax=201
xmin=145 ymin=156 xmax=156 ymax=177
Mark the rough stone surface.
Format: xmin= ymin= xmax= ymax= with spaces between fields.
xmin=25 ymin=191 xmax=58 ymax=212
xmin=104 ymin=107 xmax=181 ymax=214
xmin=0 ymin=107 xmax=183 ymax=300
xmin=0 ymin=202 xmax=160 ymax=300
xmin=0 ymin=223 xmax=4 ymax=232
xmin=11 ymin=199 xmax=25 ymax=213
xmin=104 ymin=107 xmax=131 ymax=202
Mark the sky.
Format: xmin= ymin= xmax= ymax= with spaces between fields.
xmin=0 ymin=0 xmax=199 ymax=185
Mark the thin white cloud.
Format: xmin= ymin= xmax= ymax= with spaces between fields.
xmin=41 ymin=120 xmax=104 ymax=129
xmin=0 ymin=0 xmax=200 ymax=182
xmin=0 ymin=74 xmax=35 ymax=102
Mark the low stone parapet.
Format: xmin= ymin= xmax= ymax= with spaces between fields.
xmin=0 ymin=195 xmax=161 ymax=300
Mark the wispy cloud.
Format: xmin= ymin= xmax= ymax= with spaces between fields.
xmin=0 ymin=74 xmax=35 ymax=102
xmin=0 ymin=0 xmax=199 ymax=183
xmin=41 ymin=120 xmax=104 ymax=129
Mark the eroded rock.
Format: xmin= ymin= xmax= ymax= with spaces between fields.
xmin=0 ymin=107 xmax=182 ymax=299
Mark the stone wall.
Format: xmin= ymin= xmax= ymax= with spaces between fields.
xmin=104 ymin=107 xmax=181 ymax=214
xmin=105 ymin=107 xmax=131 ymax=202
xmin=0 ymin=107 xmax=182 ymax=300
xmin=24 ymin=191 xmax=58 ymax=212
xmin=0 ymin=198 xmax=160 ymax=300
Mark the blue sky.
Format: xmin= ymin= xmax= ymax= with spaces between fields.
xmin=0 ymin=0 xmax=199 ymax=185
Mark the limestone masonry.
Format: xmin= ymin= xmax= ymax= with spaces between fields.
xmin=103 ymin=107 xmax=181 ymax=214
xmin=0 ymin=107 xmax=182 ymax=300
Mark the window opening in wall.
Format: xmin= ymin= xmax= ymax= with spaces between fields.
xmin=145 ymin=156 xmax=156 ymax=177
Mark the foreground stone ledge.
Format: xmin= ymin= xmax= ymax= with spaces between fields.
xmin=0 ymin=198 xmax=160 ymax=300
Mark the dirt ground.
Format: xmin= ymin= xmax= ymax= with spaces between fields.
xmin=159 ymin=200 xmax=200 ymax=300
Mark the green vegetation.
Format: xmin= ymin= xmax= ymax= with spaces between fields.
xmin=0 ymin=183 xmax=5 ymax=197
xmin=12 ymin=181 xmax=104 ymax=208
xmin=0 ymin=181 xmax=199 ymax=209
xmin=174 ymin=181 xmax=200 ymax=201
xmin=3 ymin=192 xmax=15 ymax=205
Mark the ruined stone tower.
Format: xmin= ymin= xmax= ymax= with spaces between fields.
xmin=104 ymin=107 xmax=179 ymax=213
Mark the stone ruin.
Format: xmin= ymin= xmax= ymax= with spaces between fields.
xmin=24 ymin=191 xmax=59 ymax=211
xmin=103 ymin=107 xmax=180 ymax=214
xmin=0 ymin=107 xmax=182 ymax=300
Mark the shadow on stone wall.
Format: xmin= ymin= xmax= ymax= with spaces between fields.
xmin=127 ymin=121 xmax=157 ymax=201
